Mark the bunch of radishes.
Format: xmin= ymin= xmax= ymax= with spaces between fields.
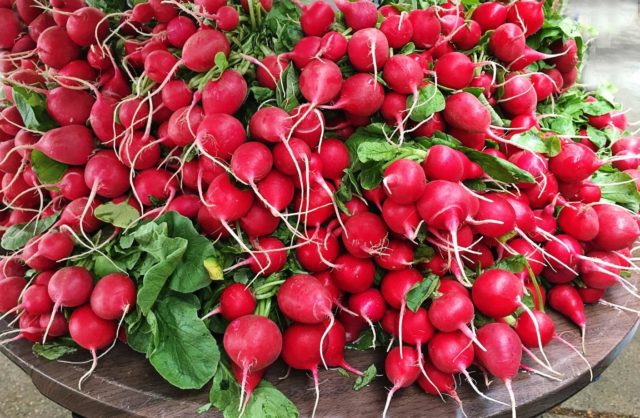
xmin=1 ymin=0 xmax=640 ymax=416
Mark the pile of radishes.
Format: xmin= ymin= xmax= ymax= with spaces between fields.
xmin=1 ymin=0 xmax=639 ymax=416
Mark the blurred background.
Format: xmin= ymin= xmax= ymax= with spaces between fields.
xmin=0 ymin=0 xmax=639 ymax=417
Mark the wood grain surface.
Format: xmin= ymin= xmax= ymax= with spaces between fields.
xmin=1 ymin=284 xmax=638 ymax=418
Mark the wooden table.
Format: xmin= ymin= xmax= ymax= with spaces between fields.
xmin=1 ymin=284 xmax=638 ymax=418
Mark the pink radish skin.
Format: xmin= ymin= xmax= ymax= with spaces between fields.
xmin=205 ymin=174 xmax=254 ymax=222
xmin=85 ymin=151 xmax=130 ymax=198
xmin=381 ymin=199 xmax=421 ymax=240
xmin=35 ymin=125 xmax=95 ymax=165
xmin=182 ymin=28 xmax=230 ymax=72
xmin=472 ymin=269 xmax=523 ymax=318
xmin=335 ymin=0 xmax=377 ymax=30
xmin=375 ymin=240 xmax=415 ymax=271
xmin=341 ymin=212 xmax=388 ymax=258
xmin=380 ymin=14 xmax=413 ymax=49
xmin=325 ymin=73 xmax=385 ymax=117
xmin=322 ymin=319 xmax=362 ymax=375
xmin=472 ymin=193 xmax=517 ymax=238
xmin=0 ymin=277 xmax=27 ymax=313
xmin=548 ymin=284 xmax=586 ymax=336
xmin=507 ymin=0 xmax=544 ymax=36
xmin=298 ymin=1 xmax=335 ymax=36
xmin=202 ymin=70 xmax=248 ymax=115
xmin=515 ymin=309 xmax=555 ymax=348
xmin=409 ymin=8 xmax=441 ymax=49
xmin=443 ymin=92 xmax=491 ymax=134
xmin=246 ymin=237 xmax=287 ymax=276
xmin=47 ymin=87 xmax=95 ymax=126
xmin=383 ymin=346 xmax=421 ymax=417
xmin=549 ymin=142 xmax=600 ymax=183
xmin=331 ymin=254 xmax=376 ymax=293
xmin=475 ymin=323 xmax=523 ymax=417
xmin=382 ymin=158 xmax=426 ymax=205
xmin=592 ymin=204 xmax=640 ymax=251
xmin=472 ymin=2 xmax=508 ymax=33
xmin=90 ymin=273 xmax=137 ymax=320
xmin=489 ymin=23 xmax=525 ymax=62
xmin=347 ymin=28 xmax=389 ymax=73
xmin=557 ymin=203 xmax=599 ymax=242
xmin=207 ymin=283 xmax=256 ymax=321
xmin=296 ymin=228 xmax=340 ymax=272
xmin=224 ymin=314 xmax=282 ymax=372
xmin=133 ymin=169 xmax=178 ymax=207
xmin=277 ymin=274 xmax=333 ymax=324
xmin=39 ymin=312 xmax=68 ymax=337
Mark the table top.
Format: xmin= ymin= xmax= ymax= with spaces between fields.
xmin=1 ymin=284 xmax=638 ymax=418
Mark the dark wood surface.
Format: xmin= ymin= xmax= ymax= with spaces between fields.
xmin=1 ymin=284 xmax=638 ymax=418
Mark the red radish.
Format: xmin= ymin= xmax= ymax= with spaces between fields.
xmin=549 ymin=39 xmax=578 ymax=73
xmin=549 ymin=142 xmax=600 ymax=183
xmin=167 ymin=105 xmax=204 ymax=146
xmin=133 ymin=168 xmax=178 ymax=206
xmin=231 ymin=142 xmax=273 ymax=184
xmin=578 ymin=251 xmax=623 ymax=290
xmin=85 ymin=151 xmax=130 ymax=198
xmin=507 ymin=0 xmax=544 ymax=36
xmin=36 ymin=231 xmax=74 ymax=262
xmin=427 ymin=331 xmax=474 ymax=377
xmin=119 ymin=98 xmax=150 ymax=130
xmin=375 ymin=240 xmax=414 ymax=271
xmin=341 ymin=212 xmax=388 ymax=258
xmin=500 ymin=74 xmax=538 ymax=116
xmin=288 ymin=36 xmax=322 ymax=69
xmin=557 ymin=203 xmax=599 ymax=242
xmin=472 ymin=2 xmax=508 ymax=32
xmin=255 ymin=55 xmax=289 ymax=90
xmin=58 ymin=168 xmax=90 ymax=200
xmin=47 ymin=87 xmax=95 ymax=126
xmin=578 ymin=287 xmax=605 ymax=304
xmin=422 ymin=145 xmax=467 ymax=182
xmin=380 ymin=268 xmax=422 ymax=352
xmin=443 ymin=92 xmax=490 ymax=134
xmin=166 ymin=16 xmax=197 ymax=48
xmin=348 ymin=288 xmax=386 ymax=346
xmin=409 ymin=8 xmax=441 ymax=49
xmin=475 ymin=323 xmax=523 ymax=417
xmin=382 ymin=158 xmax=426 ymax=205
xmin=472 ymin=193 xmax=517 ymax=238
xmin=296 ymin=228 xmax=340 ymax=272
xmin=203 ymin=283 xmax=256 ymax=321
xmin=205 ymin=174 xmax=254 ymax=222
xmin=335 ymin=0 xmax=377 ymax=30
xmin=489 ymin=23 xmax=526 ymax=62
xmin=182 ymin=28 xmax=230 ymax=72
xmin=66 ymin=7 xmax=108 ymax=47
xmin=37 ymin=26 xmax=80 ymax=69
xmin=417 ymin=359 xmax=462 ymax=407
xmin=56 ymin=197 xmax=103 ymax=233
xmin=230 ymin=363 xmax=265 ymax=412
xmin=347 ymin=28 xmax=389 ymax=73
xmin=90 ymin=273 xmax=136 ymax=320
xmin=35 ymin=125 xmax=95 ymax=165
xmin=380 ymin=14 xmax=413 ymax=49
xmin=299 ymin=59 xmax=343 ymax=105
xmin=0 ymin=276 xmax=27 ymax=313
xmin=472 ymin=269 xmax=523 ymax=318
xmin=119 ymin=132 xmax=161 ymax=170
xmin=245 ymin=237 xmax=287 ymax=276
xmin=144 ymin=50 xmax=179 ymax=83
xmin=319 ymin=31 xmax=348 ymax=61
xmin=167 ymin=195 xmax=201 ymax=219
xmin=591 ymin=204 xmax=640 ymax=251
xmin=324 ymin=73 xmax=385 ymax=117
xmin=548 ymin=284 xmax=586 ymax=349
xmin=249 ymin=107 xmax=292 ymax=142
xmin=515 ymin=309 xmax=555 ymax=348
xmin=383 ymin=346 xmax=421 ymax=417
xmin=39 ymin=312 xmax=67 ymax=337
xmin=296 ymin=0 xmax=335 ymax=36
xmin=434 ymin=52 xmax=479 ymax=90
xmin=429 ymin=291 xmax=484 ymax=349
xmin=202 ymin=70 xmax=248 ymax=115
xmin=382 ymin=54 xmax=423 ymax=96
xmin=68 ymin=305 xmax=116 ymax=388
xmin=278 ymin=274 xmax=333 ymax=324
xmin=381 ymin=199 xmax=421 ymax=240
xmin=281 ymin=322 xmax=328 ymax=417
xmin=331 ymin=254 xmax=376 ymax=293
xmin=322 ymin=319 xmax=362 ymax=375
xmin=318 ymin=138 xmax=349 ymax=181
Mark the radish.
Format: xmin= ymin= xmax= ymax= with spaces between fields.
xmin=223 ymin=315 xmax=282 ymax=409
xmin=382 ymin=346 xmax=421 ymax=417
xmin=66 ymin=7 xmax=108 ymax=47
xmin=46 ymin=87 xmax=95 ymax=126
xmin=429 ymin=291 xmax=484 ymax=349
xmin=347 ymin=28 xmax=389 ymax=73
xmin=472 ymin=2 xmax=508 ymax=33
xmin=319 ymin=31 xmax=348 ymax=61
xmin=434 ymin=52 xmax=482 ymax=90
xmin=204 ymin=283 xmax=256 ymax=321
xmin=166 ymin=16 xmax=197 ymax=48
xmin=549 ymin=142 xmax=600 ymax=183
xmin=417 ymin=359 xmax=463 ymax=408
xmin=489 ymin=23 xmax=526 ymax=62
xmin=335 ymin=0 xmax=377 ymax=30
xmin=318 ymin=138 xmax=349 ymax=181
xmin=322 ymin=319 xmax=362 ymax=376
xmin=277 ymin=274 xmax=333 ymax=324
xmin=341 ymin=212 xmax=388 ymax=258
xmin=323 ymin=73 xmax=385 ymax=117
xmin=296 ymin=0 xmax=335 ymax=36
xmin=475 ymin=323 xmax=523 ymax=417
xmin=331 ymin=254 xmax=376 ymax=293
xmin=382 ymin=158 xmax=426 ymax=205
xmin=549 ymin=39 xmax=578 ymax=73
xmin=85 ymin=151 xmax=130 ymax=198
xmin=409 ymin=8 xmax=441 ymax=49
xmin=182 ymin=28 xmax=230 ymax=72
xmin=380 ymin=268 xmax=422 ymax=352
xmin=500 ymin=74 xmax=538 ymax=116
xmin=299 ymin=59 xmax=343 ymax=105
xmin=348 ymin=288 xmax=386 ymax=347
xmin=472 ymin=269 xmax=523 ymax=318
xmin=0 ymin=9 xmax=21 ymax=50
xmin=202 ymin=70 xmax=248 ymax=115
xmin=380 ymin=14 xmax=413 ymax=49
xmin=381 ymin=199 xmax=421 ymax=240
xmin=591 ymin=204 xmax=640 ymax=251
xmin=58 ymin=168 xmax=91 ymax=200
xmin=375 ymin=240 xmax=414 ymax=271
xmin=55 ymin=197 xmax=103 ymax=233
xmin=167 ymin=195 xmax=201 ymax=219
xmin=230 ymin=363 xmax=265 ymax=412
xmin=244 ymin=237 xmax=287 ymax=276
xmin=37 ymin=26 xmax=80 ymax=69
xmin=68 ymin=304 xmax=118 ymax=388
xmin=197 ymin=113 xmax=247 ymax=161
xmin=507 ymin=0 xmax=544 ymax=36
xmin=205 ymin=173 xmax=253 ymax=223
xmin=443 ymin=92 xmax=490 ymax=134
xmin=35 ymin=125 xmax=96 ymax=165
xmin=296 ymin=227 xmax=340 ymax=272
xmin=0 ymin=276 xmax=27 ymax=313
xmin=167 ymin=105 xmax=204 ymax=146
xmin=255 ymin=55 xmax=289 ymax=90
xmin=119 ymin=132 xmax=161 ymax=170
xmin=133 ymin=168 xmax=178 ymax=207
xmin=382 ymin=54 xmax=423 ymax=96
xmin=281 ymin=322 xmax=328 ymax=417
xmin=548 ymin=284 xmax=587 ymax=351
xmin=557 ymin=203 xmax=599 ymax=242
xmin=35 ymin=231 xmax=74 ymax=262
xmin=90 ymin=273 xmax=136 ymax=321
xmin=39 ymin=312 xmax=68 ymax=337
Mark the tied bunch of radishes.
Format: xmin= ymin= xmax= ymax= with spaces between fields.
xmin=1 ymin=0 xmax=640 ymax=416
